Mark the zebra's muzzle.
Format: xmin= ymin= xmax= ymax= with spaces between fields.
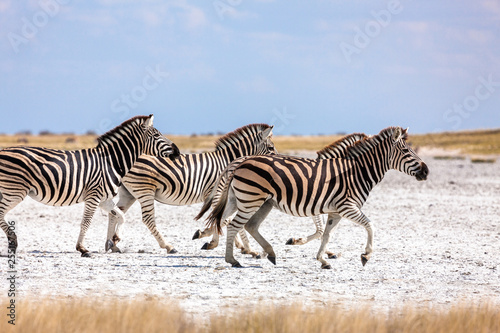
xmin=415 ymin=162 xmax=429 ymax=181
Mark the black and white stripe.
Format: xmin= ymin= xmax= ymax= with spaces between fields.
xmin=204 ymin=127 xmax=429 ymax=268
xmin=106 ymin=123 xmax=276 ymax=253
xmin=195 ymin=132 xmax=369 ymax=257
xmin=0 ymin=115 xmax=179 ymax=256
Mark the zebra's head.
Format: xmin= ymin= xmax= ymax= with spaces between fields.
xmin=389 ymin=127 xmax=428 ymax=181
xmin=142 ymin=116 xmax=180 ymax=160
xmin=216 ymin=124 xmax=277 ymax=157
xmin=255 ymin=125 xmax=278 ymax=155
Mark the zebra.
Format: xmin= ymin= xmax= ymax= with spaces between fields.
xmin=105 ymin=123 xmax=276 ymax=254
xmin=195 ymin=132 xmax=369 ymax=259
xmin=203 ymin=126 xmax=429 ymax=269
xmin=0 ymin=115 xmax=180 ymax=257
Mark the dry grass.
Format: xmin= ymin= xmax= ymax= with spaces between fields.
xmin=408 ymin=128 xmax=500 ymax=155
xmin=1 ymin=128 xmax=499 ymax=155
xmin=1 ymin=299 xmax=498 ymax=333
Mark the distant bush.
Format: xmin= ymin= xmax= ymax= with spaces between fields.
xmin=471 ymin=158 xmax=496 ymax=163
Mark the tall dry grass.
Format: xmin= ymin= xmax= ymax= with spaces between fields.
xmin=1 ymin=298 xmax=498 ymax=333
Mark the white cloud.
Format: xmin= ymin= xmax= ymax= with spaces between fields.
xmin=180 ymin=5 xmax=207 ymax=31
xmin=0 ymin=0 xmax=11 ymax=13
xmin=481 ymin=0 xmax=500 ymax=16
xmin=236 ymin=76 xmax=276 ymax=93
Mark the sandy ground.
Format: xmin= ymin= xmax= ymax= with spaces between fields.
xmin=1 ymin=154 xmax=499 ymax=320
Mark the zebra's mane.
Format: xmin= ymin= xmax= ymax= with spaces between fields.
xmin=316 ymin=133 xmax=368 ymax=159
xmin=214 ymin=123 xmax=272 ymax=150
xmin=97 ymin=115 xmax=151 ymax=147
xmin=345 ymin=126 xmax=407 ymax=159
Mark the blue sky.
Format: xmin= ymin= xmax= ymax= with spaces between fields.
xmin=1 ymin=0 xmax=499 ymax=136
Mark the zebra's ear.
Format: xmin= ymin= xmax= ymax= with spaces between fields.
xmin=393 ymin=127 xmax=403 ymax=141
xmin=262 ymin=125 xmax=273 ymax=138
xmin=144 ymin=114 xmax=154 ymax=128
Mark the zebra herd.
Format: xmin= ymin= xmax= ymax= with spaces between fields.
xmin=0 ymin=115 xmax=428 ymax=269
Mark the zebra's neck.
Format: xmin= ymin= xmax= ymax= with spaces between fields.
xmin=215 ymin=142 xmax=251 ymax=164
xmin=353 ymin=141 xmax=392 ymax=191
xmin=99 ymin=132 xmax=145 ymax=181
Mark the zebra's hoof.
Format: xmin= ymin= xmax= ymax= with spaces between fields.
xmin=321 ymin=264 xmax=332 ymax=269
xmin=192 ymin=230 xmax=201 ymax=240
xmin=255 ymin=254 xmax=262 ymax=259
xmin=268 ymin=256 xmax=276 ymax=265
xmin=232 ymin=262 xmax=242 ymax=268
xmin=111 ymin=247 xmax=122 ymax=253
xmin=168 ymin=248 xmax=178 ymax=254
xmin=361 ymin=254 xmax=370 ymax=266
xmin=285 ymin=238 xmax=295 ymax=245
xmin=105 ymin=240 xmax=114 ymax=252
xmin=201 ymin=243 xmax=210 ymax=250
xmin=327 ymin=252 xmax=340 ymax=259
xmin=81 ymin=252 xmax=91 ymax=258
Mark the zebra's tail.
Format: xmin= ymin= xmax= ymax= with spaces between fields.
xmin=194 ymin=164 xmax=228 ymax=221
xmin=202 ymin=156 xmax=251 ymax=235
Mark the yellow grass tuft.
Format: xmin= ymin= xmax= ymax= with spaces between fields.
xmin=1 ymin=299 xmax=498 ymax=333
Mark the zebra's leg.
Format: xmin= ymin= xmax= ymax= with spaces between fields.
xmin=139 ymin=195 xmax=177 ymax=254
xmin=76 ymin=199 xmax=99 ymax=257
xmin=100 ymin=199 xmax=127 ymax=253
xmin=0 ymin=191 xmax=27 ymax=253
xmin=0 ymin=212 xmax=18 ymax=253
xmin=316 ymin=213 xmax=342 ymax=269
xmin=235 ymin=229 xmax=261 ymax=258
xmin=342 ymin=208 xmax=374 ymax=266
xmin=106 ymin=187 xmax=137 ymax=252
xmin=199 ymin=218 xmax=230 ymax=250
xmin=286 ymin=215 xmax=324 ymax=245
xmin=192 ymin=226 xmax=214 ymax=241
xmin=243 ymin=200 xmax=275 ymax=264
xmin=225 ymin=207 xmax=266 ymax=268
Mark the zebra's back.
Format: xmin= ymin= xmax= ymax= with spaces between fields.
xmin=229 ymin=155 xmax=354 ymax=217
xmin=122 ymin=152 xmax=222 ymax=206
xmin=0 ymin=146 xmax=102 ymax=206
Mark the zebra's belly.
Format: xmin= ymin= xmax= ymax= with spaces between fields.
xmin=273 ymin=199 xmax=339 ymax=217
xmin=28 ymin=187 xmax=85 ymax=207
xmin=154 ymin=191 xmax=204 ymax=207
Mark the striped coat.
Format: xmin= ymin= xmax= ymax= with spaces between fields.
xmin=204 ymin=127 xmax=429 ymax=268
xmin=0 ymin=115 xmax=179 ymax=256
xmin=195 ymin=132 xmax=369 ymax=257
xmin=106 ymin=124 xmax=276 ymax=253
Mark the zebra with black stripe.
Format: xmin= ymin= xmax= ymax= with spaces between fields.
xmin=195 ymin=132 xmax=368 ymax=258
xmin=106 ymin=123 xmax=276 ymax=254
xmin=204 ymin=127 xmax=428 ymax=269
xmin=0 ymin=115 xmax=179 ymax=257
